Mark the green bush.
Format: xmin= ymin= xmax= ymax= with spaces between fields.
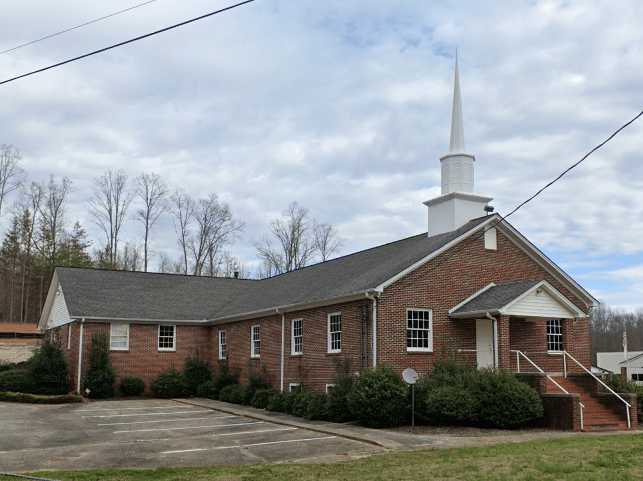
xmin=266 ymin=392 xmax=288 ymax=412
xmin=219 ymin=384 xmax=247 ymax=404
xmin=423 ymin=385 xmax=479 ymax=425
xmin=29 ymin=341 xmax=70 ymax=395
xmin=210 ymin=362 xmax=238 ymax=397
xmin=477 ymin=369 xmax=543 ymax=428
xmin=151 ymin=369 xmax=189 ymax=398
xmin=327 ymin=375 xmax=354 ymax=422
xmin=290 ymin=389 xmax=314 ymax=418
xmin=251 ymin=388 xmax=275 ymax=409
xmin=183 ymin=355 xmax=212 ymax=395
xmin=196 ymin=380 xmax=218 ymax=399
xmin=83 ymin=332 xmax=115 ymax=399
xmin=244 ymin=370 xmax=272 ymax=405
xmin=120 ymin=376 xmax=145 ymax=396
xmin=0 ymin=391 xmax=82 ymax=404
xmin=305 ymin=392 xmax=329 ymax=420
xmin=348 ymin=366 xmax=408 ymax=428
xmin=0 ymin=369 xmax=36 ymax=393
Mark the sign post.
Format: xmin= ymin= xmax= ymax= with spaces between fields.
xmin=402 ymin=367 xmax=418 ymax=433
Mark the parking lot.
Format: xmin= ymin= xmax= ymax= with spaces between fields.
xmin=0 ymin=399 xmax=380 ymax=473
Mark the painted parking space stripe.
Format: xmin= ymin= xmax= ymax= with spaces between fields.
xmin=162 ymin=436 xmax=337 ymax=454
xmin=97 ymin=415 xmax=238 ymax=426
xmin=134 ymin=427 xmax=298 ymax=443
xmin=76 ymin=405 xmax=187 ymax=413
xmin=84 ymin=410 xmax=209 ymax=418
xmin=113 ymin=420 xmax=264 ymax=434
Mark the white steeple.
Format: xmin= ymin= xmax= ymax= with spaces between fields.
xmin=424 ymin=54 xmax=493 ymax=236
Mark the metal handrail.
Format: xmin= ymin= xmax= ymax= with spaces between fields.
xmin=511 ymin=349 xmax=585 ymax=430
xmin=562 ymin=350 xmax=631 ymax=429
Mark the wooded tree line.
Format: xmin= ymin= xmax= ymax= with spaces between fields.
xmin=0 ymin=144 xmax=341 ymax=323
xmin=590 ymin=304 xmax=643 ymax=359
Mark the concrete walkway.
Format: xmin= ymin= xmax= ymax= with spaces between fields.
xmin=178 ymin=398 xmax=641 ymax=451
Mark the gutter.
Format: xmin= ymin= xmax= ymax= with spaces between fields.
xmin=365 ymin=292 xmax=380 ymax=368
xmin=76 ymin=318 xmax=85 ymax=395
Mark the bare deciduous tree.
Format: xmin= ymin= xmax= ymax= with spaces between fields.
xmin=135 ymin=173 xmax=167 ymax=271
xmin=256 ymin=202 xmax=317 ymax=275
xmin=313 ymin=222 xmax=341 ymax=262
xmin=0 ymin=145 xmax=24 ymax=218
xmin=170 ymin=190 xmax=195 ymax=275
xmin=89 ymin=170 xmax=132 ymax=268
xmin=37 ymin=176 xmax=71 ymax=268
xmin=19 ymin=182 xmax=43 ymax=322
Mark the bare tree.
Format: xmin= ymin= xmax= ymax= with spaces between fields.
xmin=170 ymin=190 xmax=195 ymax=275
xmin=88 ymin=170 xmax=132 ymax=268
xmin=256 ymin=202 xmax=317 ymax=275
xmin=119 ymin=243 xmax=142 ymax=271
xmin=158 ymin=252 xmax=183 ymax=274
xmin=18 ymin=182 xmax=42 ymax=322
xmin=313 ymin=222 xmax=341 ymax=262
xmin=135 ymin=173 xmax=167 ymax=271
xmin=37 ymin=176 xmax=71 ymax=268
xmin=0 ymin=145 xmax=24 ymax=218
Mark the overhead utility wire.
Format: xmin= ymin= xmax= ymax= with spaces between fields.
xmin=440 ymin=109 xmax=643 ymax=265
xmin=0 ymin=0 xmax=160 ymax=56
xmin=0 ymin=0 xmax=257 ymax=86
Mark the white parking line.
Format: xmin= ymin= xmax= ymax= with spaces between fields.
xmin=113 ymin=420 xmax=264 ymax=434
xmin=77 ymin=405 xmax=187 ymax=413
xmin=162 ymin=436 xmax=337 ymax=454
xmin=139 ymin=427 xmax=298 ymax=443
xmin=97 ymin=415 xmax=237 ymax=426
xmin=84 ymin=410 xmax=209 ymax=418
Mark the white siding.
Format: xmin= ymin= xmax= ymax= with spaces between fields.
xmin=47 ymin=288 xmax=72 ymax=328
xmin=504 ymin=288 xmax=576 ymax=318
xmin=597 ymin=352 xmax=643 ymax=374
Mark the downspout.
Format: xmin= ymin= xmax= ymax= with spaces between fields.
xmin=365 ymin=293 xmax=379 ymax=368
xmin=279 ymin=310 xmax=285 ymax=392
xmin=485 ymin=312 xmax=499 ymax=369
xmin=76 ymin=318 xmax=85 ymax=395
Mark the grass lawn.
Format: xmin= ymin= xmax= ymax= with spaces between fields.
xmin=13 ymin=433 xmax=643 ymax=481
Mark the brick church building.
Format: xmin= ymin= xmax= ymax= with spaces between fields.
xmin=40 ymin=61 xmax=637 ymax=431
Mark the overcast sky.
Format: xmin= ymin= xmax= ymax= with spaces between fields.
xmin=1 ymin=0 xmax=642 ymax=309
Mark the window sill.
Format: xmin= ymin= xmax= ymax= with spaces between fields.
xmin=547 ymin=351 xmax=564 ymax=355
xmin=326 ymin=351 xmax=342 ymax=356
xmin=406 ymin=349 xmax=433 ymax=354
xmin=290 ymin=353 xmax=303 ymax=357
xmin=158 ymin=348 xmax=176 ymax=352
xmin=250 ymin=356 xmax=260 ymax=360
xmin=110 ymin=348 xmax=129 ymax=352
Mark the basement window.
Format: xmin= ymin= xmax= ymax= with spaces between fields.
xmin=251 ymin=325 xmax=261 ymax=358
xmin=110 ymin=323 xmax=129 ymax=351
xmin=406 ymin=309 xmax=433 ymax=352
xmin=327 ymin=312 xmax=342 ymax=353
xmin=291 ymin=319 xmax=303 ymax=355
xmin=288 ymin=383 xmax=301 ymax=392
xmin=158 ymin=325 xmax=176 ymax=352
xmin=546 ymin=319 xmax=563 ymax=352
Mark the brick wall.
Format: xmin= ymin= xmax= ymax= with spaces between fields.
xmin=377 ymin=228 xmax=592 ymax=376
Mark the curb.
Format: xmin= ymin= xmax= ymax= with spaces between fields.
xmin=174 ymin=398 xmax=393 ymax=449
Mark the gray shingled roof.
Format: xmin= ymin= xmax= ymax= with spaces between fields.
xmin=450 ymin=280 xmax=541 ymax=316
xmin=56 ymin=216 xmax=491 ymax=322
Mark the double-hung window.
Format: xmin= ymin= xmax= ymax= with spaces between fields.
xmin=291 ymin=319 xmax=303 ymax=355
xmin=158 ymin=325 xmax=176 ymax=351
xmin=406 ymin=309 xmax=432 ymax=352
xmin=547 ymin=319 xmax=563 ymax=352
xmin=327 ymin=312 xmax=342 ymax=353
xmin=110 ymin=323 xmax=129 ymax=351
xmin=251 ymin=325 xmax=261 ymax=358
xmin=218 ymin=331 xmax=227 ymax=360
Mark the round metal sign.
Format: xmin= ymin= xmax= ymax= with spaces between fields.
xmin=402 ymin=367 xmax=418 ymax=385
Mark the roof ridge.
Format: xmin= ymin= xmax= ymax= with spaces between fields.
xmin=55 ymin=265 xmax=259 ymax=281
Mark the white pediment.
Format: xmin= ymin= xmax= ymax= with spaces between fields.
xmin=503 ymin=282 xmax=581 ymax=319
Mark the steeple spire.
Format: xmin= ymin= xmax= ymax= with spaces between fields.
xmin=448 ymin=51 xmax=465 ymax=153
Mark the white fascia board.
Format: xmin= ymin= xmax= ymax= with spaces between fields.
xmin=497 ymin=220 xmax=598 ymax=307
xmin=500 ymin=280 xmax=586 ymax=318
xmin=450 ymin=309 xmax=500 ymax=319
xmin=38 ymin=271 xmax=59 ymax=330
xmin=375 ymin=215 xmax=499 ymax=292
xmin=75 ymin=316 xmax=209 ymax=325
xmin=448 ymin=283 xmax=497 ymax=315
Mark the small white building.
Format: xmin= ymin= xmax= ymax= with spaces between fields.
xmin=597 ymin=351 xmax=643 ymax=385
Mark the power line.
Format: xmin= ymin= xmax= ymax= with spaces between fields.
xmin=0 ymin=0 xmax=160 ymax=56
xmin=436 ymin=110 xmax=643 ymax=269
xmin=0 ymin=0 xmax=257 ymax=86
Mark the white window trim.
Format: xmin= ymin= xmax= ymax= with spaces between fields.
xmin=251 ymin=324 xmax=261 ymax=358
xmin=67 ymin=323 xmax=72 ymax=350
xmin=288 ymin=382 xmax=301 ymax=392
xmin=546 ymin=319 xmax=564 ymax=354
xmin=406 ymin=308 xmax=433 ymax=353
xmin=327 ymin=312 xmax=342 ymax=353
xmin=218 ymin=330 xmax=227 ymax=360
xmin=110 ymin=322 xmax=130 ymax=351
xmin=325 ymin=383 xmax=335 ymax=393
xmin=157 ymin=324 xmax=176 ymax=352
xmin=291 ymin=318 xmax=303 ymax=356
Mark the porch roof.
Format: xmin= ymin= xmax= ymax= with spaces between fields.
xmin=449 ymin=280 xmax=586 ymax=319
